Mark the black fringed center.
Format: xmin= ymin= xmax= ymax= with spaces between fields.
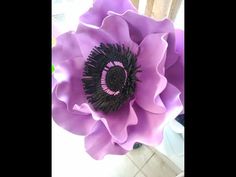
xmin=82 ymin=43 xmax=141 ymax=113
xmin=106 ymin=66 xmax=126 ymax=92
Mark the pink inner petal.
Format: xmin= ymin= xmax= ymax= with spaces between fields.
xmin=101 ymin=14 xmax=139 ymax=55
xmin=119 ymin=103 xmax=166 ymax=150
xmin=100 ymin=99 xmax=138 ymax=143
xmin=76 ymin=23 xmax=116 ymax=59
xmin=79 ymin=0 xmax=137 ymax=27
xmin=120 ymin=84 xmax=183 ymax=150
xmin=109 ymin=10 xmax=175 ymax=44
xmin=135 ymin=33 xmax=168 ymax=114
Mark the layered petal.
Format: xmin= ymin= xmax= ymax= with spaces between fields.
xmin=135 ymin=33 xmax=168 ymax=114
xmin=109 ymin=10 xmax=175 ymax=44
xmin=101 ymin=15 xmax=139 ymax=54
xmin=165 ymin=29 xmax=184 ymax=105
xmin=80 ymin=0 xmax=137 ymax=27
xmin=160 ymin=83 xmax=183 ymax=125
xmin=77 ymin=14 xmax=138 ymax=59
xmin=74 ymin=99 xmax=139 ymax=144
xmin=85 ymin=121 xmax=127 ymax=160
xmin=53 ymin=58 xmax=87 ymax=113
xmin=100 ymin=100 xmax=138 ymax=144
xmin=76 ymin=23 xmax=116 ymax=59
xmin=52 ymin=32 xmax=82 ymax=66
xmin=120 ymin=84 xmax=183 ymax=150
xmin=109 ymin=10 xmax=179 ymax=70
xmin=52 ymin=85 xmax=96 ymax=136
xmin=119 ymin=103 xmax=166 ymax=150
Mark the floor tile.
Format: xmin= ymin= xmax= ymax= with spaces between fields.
xmin=141 ymin=154 xmax=177 ymax=177
xmin=127 ymin=145 xmax=154 ymax=168
xmin=153 ymin=149 xmax=182 ymax=174
xmin=135 ymin=171 xmax=147 ymax=177
xmin=147 ymin=146 xmax=159 ymax=153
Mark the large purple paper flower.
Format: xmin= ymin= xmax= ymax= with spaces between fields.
xmin=52 ymin=0 xmax=184 ymax=160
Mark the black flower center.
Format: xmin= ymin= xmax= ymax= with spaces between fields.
xmin=82 ymin=43 xmax=141 ymax=113
xmin=106 ymin=66 xmax=126 ymax=92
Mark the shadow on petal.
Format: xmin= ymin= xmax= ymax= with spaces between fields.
xmin=100 ymin=99 xmax=138 ymax=144
xmin=119 ymin=103 xmax=166 ymax=150
xmin=120 ymin=84 xmax=183 ymax=150
xmin=135 ymin=33 xmax=168 ymax=114
xmin=165 ymin=29 xmax=184 ymax=106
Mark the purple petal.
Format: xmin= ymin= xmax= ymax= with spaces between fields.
xmin=85 ymin=121 xmax=128 ymax=160
xmin=76 ymin=23 xmax=116 ymax=59
xmin=110 ymin=11 xmax=175 ymax=44
xmin=135 ymin=33 xmax=168 ymax=114
xmin=165 ymin=29 xmax=184 ymax=106
xmin=160 ymin=83 xmax=183 ymax=120
xmin=54 ymin=58 xmax=87 ymax=113
xmin=175 ymin=29 xmax=184 ymax=55
xmin=120 ymin=84 xmax=183 ymax=150
xmin=101 ymin=15 xmax=139 ymax=54
xmin=52 ymin=32 xmax=82 ymax=66
xmin=119 ymin=103 xmax=166 ymax=150
xmin=52 ymin=85 xmax=96 ymax=136
xmin=100 ymin=100 xmax=138 ymax=144
xmin=73 ymin=103 xmax=103 ymax=121
xmin=110 ymin=11 xmax=179 ymax=69
xmin=77 ymin=14 xmax=139 ymax=59
xmin=79 ymin=0 xmax=137 ymax=27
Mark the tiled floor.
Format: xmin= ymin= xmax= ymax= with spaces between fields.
xmin=126 ymin=145 xmax=182 ymax=177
